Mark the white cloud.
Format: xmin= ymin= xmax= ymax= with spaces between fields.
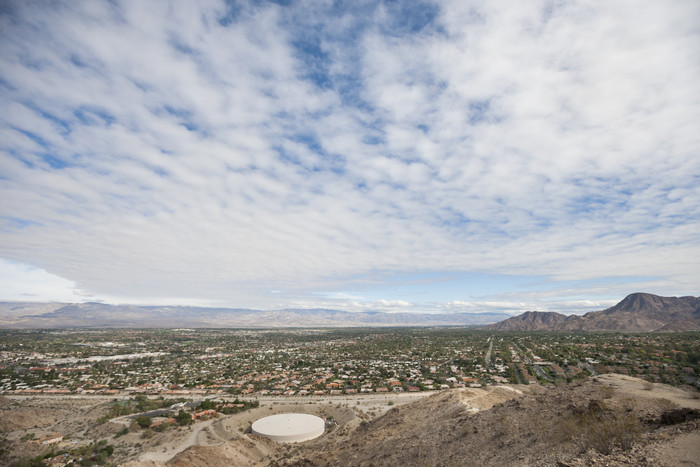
xmin=0 ymin=0 xmax=698 ymax=314
xmin=0 ymin=258 xmax=82 ymax=302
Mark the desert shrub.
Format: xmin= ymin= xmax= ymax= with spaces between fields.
xmin=95 ymin=451 xmax=108 ymax=465
xmin=618 ymin=397 xmax=636 ymax=412
xmin=11 ymin=457 xmax=44 ymax=467
xmin=642 ymin=380 xmax=653 ymax=391
xmin=141 ymin=429 xmax=155 ymax=439
xmin=154 ymin=422 xmax=171 ymax=432
xmin=657 ymin=398 xmax=680 ymax=412
xmin=528 ymin=413 xmax=551 ymax=441
xmin=584 ymin=410 xmax=641 ymax=454
xmin=135 ymin=415 xmax=152 ymax=428
xmin=600 ymin=386 xmax=615 ymax=399
xmin=562 ymin=408 xmax=643 ymax=455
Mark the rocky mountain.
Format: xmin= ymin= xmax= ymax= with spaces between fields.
xmin=484 ymin=310 xmax=569 ymax=331
xmin=0 ymin=302 xmax=509 ymax=328
xmin=2 ymin=293 xmax=696 ymax=330
xmin=485 ymin=293 xmax=700 ymax=332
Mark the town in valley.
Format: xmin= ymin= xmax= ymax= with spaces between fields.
xmin=1 ymin=327 xmax=698 ymax=465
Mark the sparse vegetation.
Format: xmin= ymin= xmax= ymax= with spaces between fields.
xmin=562 ymin=406 xmax=643 ymax=455
xmin=600 ymin=386 xmax=615 ymax=399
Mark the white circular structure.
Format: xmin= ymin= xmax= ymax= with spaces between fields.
xmin=251 ymin=413 xmax=325 ymax=443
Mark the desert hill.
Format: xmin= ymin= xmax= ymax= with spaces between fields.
xmin=482 ymin=310 xmax=569 ymax=331
xmin=3 ymin=376 xmax=699 ymax=466
xmin=485 ymin=293 xmax=700 ymax=332
xmin=121 ymin=375 xmax=700 ymax=467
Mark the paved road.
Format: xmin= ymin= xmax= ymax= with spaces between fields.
xmin=240 ymin=391 xmax=433 ymax=407
xmin=532 ymin=364 xmax=551 ymax=381
xmin=485 ymin=337 xmax=494 ymax=368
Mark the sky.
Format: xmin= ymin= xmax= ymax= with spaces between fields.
xmin=0 ymin=0 xmax=698 ymax=316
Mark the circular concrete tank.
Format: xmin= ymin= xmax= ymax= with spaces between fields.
xmin=251 ymin=413 xmax=325 ymax=443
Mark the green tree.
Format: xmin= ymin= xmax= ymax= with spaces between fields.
xmin=176 ymin=410 xmax=192 ymax=426
xmin=135 ymin=416 xmax=151 ymax=428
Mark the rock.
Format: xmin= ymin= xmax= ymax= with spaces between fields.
xmin=659 ymin=408 xmax=700 ymax=425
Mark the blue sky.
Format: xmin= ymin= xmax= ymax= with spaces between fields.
xmin=1 ymin=0 xmax=698 ymax=316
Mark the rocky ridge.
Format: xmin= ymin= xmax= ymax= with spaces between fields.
xmin=485 ymin=293 xmax=700 ymax=332
xmin=126 ymin=375 xmax=700 ymax=466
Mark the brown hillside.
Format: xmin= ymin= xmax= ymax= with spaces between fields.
xmin=277 ymin=375 xmax=700 ymax=467
xmin=136 ymin=376 xmax=700 ymax=467
xmin=484 ymin=310 xmax=569 ymax=331
xmin=485 ymin=293 xmax=700 ymax=332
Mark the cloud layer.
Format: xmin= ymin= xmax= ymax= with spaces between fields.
xmin=1 ymin=0 xmax=698 ymax=314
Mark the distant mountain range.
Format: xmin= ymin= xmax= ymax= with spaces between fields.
xmin=0 ymin=293 xmax=696 ymax=330
xmin=484 ymin=293 xmax=700 ymax=332
xmin=0 ymin=302 xmax=510 ymax=328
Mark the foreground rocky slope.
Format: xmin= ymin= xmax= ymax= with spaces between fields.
xmin=281 ymin=374 xmax=700 ymax=466
xmin=486 ymin=293 xmax=700 ymax=332
xmin=130 ymin=375 xmax=700 ymax=467
xmin=2 ymin=375 xmax=698 ymax=466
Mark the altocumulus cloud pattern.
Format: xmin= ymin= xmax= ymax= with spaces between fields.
xmin=0 ymin=0 xmax=698 ymax=314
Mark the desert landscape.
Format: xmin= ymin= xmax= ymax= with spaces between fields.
xmin=2 ymin=374 xmax=698 ymax=466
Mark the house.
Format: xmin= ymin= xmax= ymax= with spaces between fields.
xmin=150 ymin=418 xmax=176 ymax=428
xmin=549 ymin=364 xmax=566 ymax=378
xmin=192 ymin=409 xmax=216 ymax=420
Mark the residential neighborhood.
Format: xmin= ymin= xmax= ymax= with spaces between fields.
xmin=1 ymin=329 xmax=697 ymax=398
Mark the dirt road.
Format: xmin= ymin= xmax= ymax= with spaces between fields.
xmin=139 ymin=418 xmax=220 ymax=463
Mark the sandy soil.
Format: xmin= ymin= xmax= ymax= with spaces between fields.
xmin=655 ymin=431 xmax=700 ymax=466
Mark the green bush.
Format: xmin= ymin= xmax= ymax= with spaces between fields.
xmin=135 ymin=415 xmax=152 ymax=428
xmin=176 ymin=409 xmax=192 ymax=426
